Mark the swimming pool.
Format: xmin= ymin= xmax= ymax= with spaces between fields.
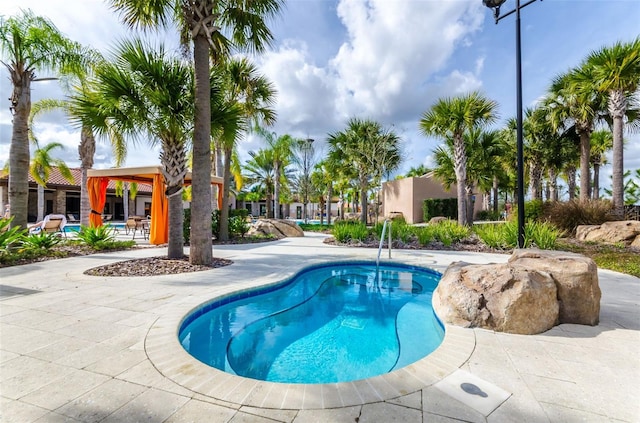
xmin=63 ymin=223 xmax=125 ymax=233
xmin=179 ymin=262 xmax=444 ymax=384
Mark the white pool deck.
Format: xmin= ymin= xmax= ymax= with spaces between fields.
xmin=1 ymin=232 xmax=638 ymax=422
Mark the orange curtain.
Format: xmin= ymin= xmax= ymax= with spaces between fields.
xmin=150 ymin=174 xmax=168 ymax=245
xmin=88 ymin=177 xmax=109 ymax=227
xmin=216 ymin=182 xmax=223 ymax=211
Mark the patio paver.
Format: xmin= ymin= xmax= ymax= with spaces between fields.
xmin=1 ymin=232 xmax=638 ymax=422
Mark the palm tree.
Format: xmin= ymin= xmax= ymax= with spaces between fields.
xmin=587 ymin=37 xmax=640 ymax=211
xmin=328 ymin=119 xmax=401 ymax=224
xmin=419 ymin=92 xmax=497 ymax=226
xmin=213 ymin=59 xmax=276 ymax=241
xmin=109 ymin=0 xmax=283 ymax=265
xmin=431 ymin=129 xmax=503 ymax=223
xmin=73 ymin=39 xmax=194 ymax=258
xmin=0 ymin=10 xmax=93 ymax=229
xmin=404 ymin=164 xmax=430 ymax=178
xmin=255 ymin=129 xmax=294 ymax=220
xmin=243 ymin=149 xmax=275 ymax=218
xmin=29 ymin=142 xmax=74 ymax=222
xmin=546 ymin=66 xmax=604 ymax=202
xmin=590 ymin=129 xmax=613 ymax=200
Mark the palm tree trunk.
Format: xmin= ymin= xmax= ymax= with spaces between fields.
xmin=8 ymin=70 xmax=32 ymax=229
xmin=359 ymin=176 xmax=368 ymax=224
xmin=166 ymin=190 xmax=184 ymax=259
xmin=492 ymin=177 xmax=499 ymax=213
xmin=37 ymin=183 xmax=44 ymax=222
xmin=453 ymin=136 xmax=468 ymax=226
xmin=190 ymin=34 xmax=213 ymax=265
xmin=530 ymin=161 xmax=543 ymax=201
xmin=593 ymin=163 xmax=600 ymax=200
xmin=609 ymin=89 xmax=626 ymax=212
xmin=123 ymin=183 xmax=129 ymax=220
xmin=219 ymin=146 xmax=232 ymax=242
xmin=566 ymin=165 xmax=577 ymax=200
xmin=465 ymin=185 xmax=474 ymax=224
xmin=274 ymin=161 xmax=280 ymax=219
xmin=578 ymin=129 xmax=591 ymax=202
xmin=549 ymin=168 xmax=558 ymax=201
xmin=79 ymin=125 xmax=95 ymax=227
xmin=326 ymin=183 xmax=332 ymax=225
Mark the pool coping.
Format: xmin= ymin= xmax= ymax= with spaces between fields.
xmin=145 ymin=259 xmax=476 ymax=410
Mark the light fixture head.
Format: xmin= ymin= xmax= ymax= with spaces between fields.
xmin=483 ymin=0 xmax=507 ymax=22
xmin=482 ymin=0 xmax=507 ymax=8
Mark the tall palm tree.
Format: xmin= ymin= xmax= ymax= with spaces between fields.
xmin=432 ymin=129 xmax=502 ymax=223
xmin=109 ymin=0 xmax=283 ymax=265
xmin=213 ymin=59 xmax=276 ymax=241
xmin=255 ymin=128 xmax=294 ymax=220
xmin=587 ymin=38 xmax=640 ymax=211
xmin=29 ymin=142 xmax=74 ymax=222
xmin=546 ymin=66 xmax=604 ymax=202
xmin=0 ymin=10 xmax=93 ymax=229
xmin=243 ymin=149 xmax=275 ymax=218
xmin=590 ymin=129 xmax=613 ymax=200
xmin=72 ymin=39 xmax=194 ymax=258
xmin=328 ymin=119 xmax=401 ymax=224
xmin=419 ymin=92 xmax=497 ymax=226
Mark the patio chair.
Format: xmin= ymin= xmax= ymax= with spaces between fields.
xmin=124 ymin=217 xmax=138 ymax=235
xmin=30 ymin=214 xmax=67 ymax=237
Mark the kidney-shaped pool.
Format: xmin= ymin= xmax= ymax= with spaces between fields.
xmin=179 ymin=261 xmax=444 ymax=384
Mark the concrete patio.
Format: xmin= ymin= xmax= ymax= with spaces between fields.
xmin=1 ymin=233 xmax=638 ymax=422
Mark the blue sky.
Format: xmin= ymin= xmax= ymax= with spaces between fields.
xmin=1 ymin=0 xmax=638 ymax=196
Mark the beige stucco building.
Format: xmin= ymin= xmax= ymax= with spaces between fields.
xmin=381 ymin=175 xmax=483 ymax=224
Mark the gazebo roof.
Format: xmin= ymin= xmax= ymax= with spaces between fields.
xmin=87 ymin=166 xmax=224 ymax=186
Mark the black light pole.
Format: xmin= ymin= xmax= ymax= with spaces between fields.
xmin=483 ymin=0 xmax=540 ymax=248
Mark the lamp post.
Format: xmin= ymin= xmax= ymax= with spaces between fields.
xmin=482 ymin=0 xmax=540 ymax=249
xmin=301 ymin=138 xmax=314 ymax=222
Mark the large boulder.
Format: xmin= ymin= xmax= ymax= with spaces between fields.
xmin=508 ymin=249 xmax=600 ymax=326
xmin=576 ymin=220 xmax=640 ymax=246
xmin=247 ymin=219 xmax=304 ymax=239
xmin=433 ymin=249 xmax=601 ymax=335
xmin=433 ymin=261 xmax=559 ymax=335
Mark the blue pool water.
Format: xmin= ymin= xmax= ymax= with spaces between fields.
xmin=63 ymin=223 xmax=125 ymax=233
xmin=179 ymin=262 xmax=444 ymax=384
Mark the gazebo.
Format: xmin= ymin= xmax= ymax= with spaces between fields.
xmin=87 ymin=166 xmax=224 ymax=245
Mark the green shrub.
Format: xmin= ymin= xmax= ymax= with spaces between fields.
xmin=0 ymin=218 xmax=27 ymax=253
xmin=474 ymin=224 xmax=508 ymax=249
xmin=415 ymin=225 xmax=435 ymax=246
xmin=524 ymin=199 xmax=545 ymax=222
xmin=526 ymin=221 xmax=562 ymax=250
xmin=332 ymin=221 xmax=369 ymax=243
xmin=430 ymin=220 xmax=470 ymax=246
xmin=423 ymin=198 xmax=457 ymax=222
xmin=475 ymin=220 xmax=560 ymax=250
xmin=392 ymin=221 xmax=415 ymax=244
xmin=21 ymin=232 xmax=62 ymax=250
xmin=542 ymin=199 xmax=614 ymax=235
xmin=229 ymin=215 xmax=249 ymax=238
xmin=75 ymin=225 xmax=117 ymax=247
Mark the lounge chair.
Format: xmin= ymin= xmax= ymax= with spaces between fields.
xmin=67 ymin=214 xmax=79 ymax=223
xmin=30 ymin=214 xmax=67 ymax=237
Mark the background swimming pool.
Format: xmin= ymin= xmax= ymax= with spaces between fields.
xmin=179 ymin=262 xmax=444 ymax=384
xmin=63 ymin=223 xmax=125 ymax=233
